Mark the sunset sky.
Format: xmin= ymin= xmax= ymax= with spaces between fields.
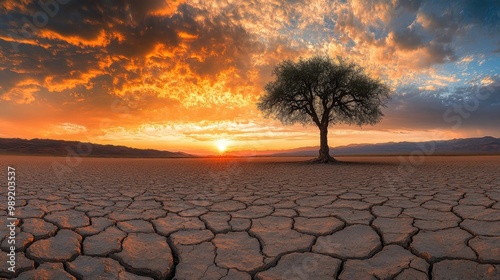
xmin=0 ymin=0 xmax=499 ymax=155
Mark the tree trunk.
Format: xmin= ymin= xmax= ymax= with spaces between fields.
xmin=314 ymin=126 xmax=336 ymax=163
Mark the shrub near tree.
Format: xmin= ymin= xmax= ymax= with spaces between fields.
xmin=258 ymin=56 xmax=391 ymax=163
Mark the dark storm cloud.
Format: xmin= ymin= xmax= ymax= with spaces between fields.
xmin=416 ymin=0 xmax=499 ymax=29
xmin=382 ymin=78 xmax=500 ymax=131
xmin=461 ymin=0 xmax=500 ymax=28
xmin=0 ymin=69 xmax=24 ymax=92
xmin=106 ymin=15 xmax=179 ymax=57
xmin=392 ymin=28 xmax=423 ymax=50
xmin=383 ymin=0 xmax=499 ymax=67
xmin=1 ymin=0 xmax=174 ymax=40
xmin=0 ymin=36 xmax=105 ymax=94
xmin=426 ymin=42 xmax=457 ymax=64
xmin=0 ymin=0 xmax=263 ymax=101
xmin=173 ymin=4 xmax=263 ymax=77
xmin=1 ymin=0 xmax=182 ymax=56
xmin=1 ymin=1 xmax=102 ymax=43
xmin=396 ymin=0 xmax=423 ymax=12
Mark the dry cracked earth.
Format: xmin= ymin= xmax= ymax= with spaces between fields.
xmin=1 ymin=155 xmax=499 ymax=280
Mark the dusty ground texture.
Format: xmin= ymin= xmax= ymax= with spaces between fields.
xmin=0 ymin=155 xmax=499 ymax=280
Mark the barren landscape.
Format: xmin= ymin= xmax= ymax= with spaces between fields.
xmin=1 ymin=156 xmax=500 ymax=279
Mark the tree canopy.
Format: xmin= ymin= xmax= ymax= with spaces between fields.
xmin=258 ymin=56 xmax=391 ymax=162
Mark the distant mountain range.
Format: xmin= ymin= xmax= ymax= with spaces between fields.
xmin=1 ymin=136 xmax=499 ymax=158
xmin=0 ymin=138 xmax=194 ymax=158
xmin=262 ymin=136 xmax=500 ymax=157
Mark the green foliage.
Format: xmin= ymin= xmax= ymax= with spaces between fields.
xmin=258 ymin=56 xmax=391 ymax=128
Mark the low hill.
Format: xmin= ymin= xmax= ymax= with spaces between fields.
xmin=0 ymin=138 xmax=195 ymax=158
xmin=265 ymin=136 xmax=500 ymax=157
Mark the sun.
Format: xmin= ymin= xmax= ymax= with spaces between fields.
xmin=215 ymin=139 xmax=229 ymax=153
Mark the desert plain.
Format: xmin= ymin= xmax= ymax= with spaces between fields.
xmin=1 ymin=155 xmax=499 ymax=279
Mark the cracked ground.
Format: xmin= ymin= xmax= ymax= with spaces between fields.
xmin=1 ymin=155 xmax=499 ymax=279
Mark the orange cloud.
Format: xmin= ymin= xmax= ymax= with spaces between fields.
xmin=38 ymin=29 xmax=109 ymax=47
xmin=1 ymin=79 xmax=40 ymax=104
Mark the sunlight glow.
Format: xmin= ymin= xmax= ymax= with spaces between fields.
xmin=215 ymin=139 xmax=229 ymax=153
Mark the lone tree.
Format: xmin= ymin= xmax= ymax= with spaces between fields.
xmin=258 ymin=56 xmax=391 ymax=163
